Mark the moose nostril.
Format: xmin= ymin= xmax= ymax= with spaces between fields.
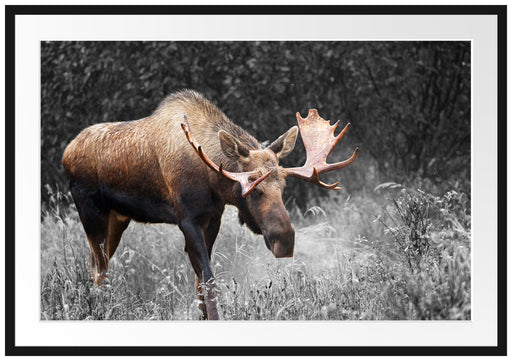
xmin=272 ymin=241 xmax=294 ymax=258
xmin=267 ymin=228 xmax=295 ymax=258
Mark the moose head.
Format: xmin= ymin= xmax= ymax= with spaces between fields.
xmin=181 ymin=109 xmax=359 ymax=258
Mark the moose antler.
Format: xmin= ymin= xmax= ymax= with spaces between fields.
xmin=181 ymin=117 xmax=272 ymax=197
xmin=284 ymin=109 xmax=358 ymax=189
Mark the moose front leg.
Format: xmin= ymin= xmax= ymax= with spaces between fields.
xmin=194 ymin=216 xmax=222 ymax=319
xmin=180 ymin=219 xmax=220 ymax=320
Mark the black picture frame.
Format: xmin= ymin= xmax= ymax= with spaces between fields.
xmin=5 ymin=4 xmax=507 ymax=357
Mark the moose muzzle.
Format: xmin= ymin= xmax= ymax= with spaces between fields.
xmin=265 ymin=227 xmax=295 ymax=258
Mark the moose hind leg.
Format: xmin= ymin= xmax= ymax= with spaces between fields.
xmin=82 ymin=212 xmax=110 ymax=285
xmin=106 ymin=210 xmax=131 ymax=259
xmin=70 ymin=185 xmax=110 ymax=285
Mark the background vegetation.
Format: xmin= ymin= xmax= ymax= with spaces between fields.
xmin=41 ymin=41 xmax=471 ymax=320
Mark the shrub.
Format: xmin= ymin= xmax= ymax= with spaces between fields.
xmin=377 ymin=187 xmax=471 ymax=319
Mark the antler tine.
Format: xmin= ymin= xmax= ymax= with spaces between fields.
xmin=181 ymin=116 xmax=272 ymax=198
xmin=240 ymin=171 xmax=273 ymax=197
xmin=311 ymin=167 xmax=341 ymax=190
xmin=331 ymin=122 xmax=350 ymax=151
xmin=321 ymin=146 xmax=359 ymax=173
xmin=285 ymin=109 xmax=358 ymax=190
xmin=331 ymin=120 xmax=341 ymax=134
xmin=181 ymin=120 xmax=221 ymax=174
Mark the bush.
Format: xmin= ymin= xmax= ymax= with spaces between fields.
xmin=376 ymin=186 xmax=471 ymax=319
xmin=42 ymin=41 xmax=470 ymax=206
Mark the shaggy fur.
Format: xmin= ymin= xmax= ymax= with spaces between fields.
xmin=62 ymin=90 xmax=298 ymax=320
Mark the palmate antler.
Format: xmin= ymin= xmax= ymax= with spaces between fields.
xmin=181 ymin=117 xmax=272 ymax=197
xmin=284 ymin=109 xmax=359 ymax=189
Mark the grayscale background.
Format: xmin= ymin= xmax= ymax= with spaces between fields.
xmin=41 ymin=41 xmax=471 ymax=320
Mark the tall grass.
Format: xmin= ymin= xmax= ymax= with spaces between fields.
xmin=41 ymin=184 xmax=470 ymax=320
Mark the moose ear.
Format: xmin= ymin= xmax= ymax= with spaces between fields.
xmin=218 ymin=130 xmax=250 ymax=160
xmin=268 ymin=126 xmax=298 ymax=159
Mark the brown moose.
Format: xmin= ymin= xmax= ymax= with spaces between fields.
xmin=62 ymin=90 xmax=358 ymax=320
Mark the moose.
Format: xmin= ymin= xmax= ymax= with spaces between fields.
xmin=62 ymin=90 xmax=358 ymax=320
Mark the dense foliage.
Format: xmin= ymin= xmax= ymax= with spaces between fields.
xmin=41 ymin=41 xmax=470 ymax=204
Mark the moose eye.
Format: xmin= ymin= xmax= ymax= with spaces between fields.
xmin=251 ymin=188 xmax=263 ymax=199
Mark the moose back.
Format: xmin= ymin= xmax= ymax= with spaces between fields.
xmin=62 ymin=90 xmax=358 ymax=320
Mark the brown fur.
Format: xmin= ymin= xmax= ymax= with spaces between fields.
xmin=62 ymin=90 xmax=297 ymax=320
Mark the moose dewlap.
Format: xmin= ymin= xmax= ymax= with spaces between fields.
xmin=62 ymin=90 xmax=358 ymax=320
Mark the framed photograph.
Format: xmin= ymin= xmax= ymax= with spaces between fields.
xmin=5 ymin=4 xmax=506 ymax=356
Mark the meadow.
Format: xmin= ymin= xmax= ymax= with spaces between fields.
xmin=41 ymin=183 xmax=471 ymax=321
